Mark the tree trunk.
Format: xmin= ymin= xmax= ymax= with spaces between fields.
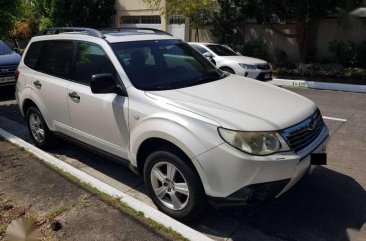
xmin=295 ymin=16 xmax=307 ymax=63
xmin=295 ymin=17 xmax=320 ymax=63
xmin=194 ymin=26 xmax=199 ymax=42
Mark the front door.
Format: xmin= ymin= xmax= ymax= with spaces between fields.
xmin=67 ymin=42 xmax=129 ymax=159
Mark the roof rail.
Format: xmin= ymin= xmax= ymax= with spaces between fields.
xmin=100 ymin=27 xmax=172 ymax=36
xmin=37 ymin=27 xmax=106 ymax=39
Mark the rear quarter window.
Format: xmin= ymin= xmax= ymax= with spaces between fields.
xmin=42 ymin=41 xmax=74 ymax=79
xmin=24 ymin=41 xmax=45 ymax=70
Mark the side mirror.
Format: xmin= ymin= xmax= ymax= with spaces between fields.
xmin=90 ymin=73 xmax=127 ymax=96
xmin=203 ymin=52 xmax=213 ymax=58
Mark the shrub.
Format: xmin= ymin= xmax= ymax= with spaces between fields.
xmin=272 ymin=49 xmax=292 ymax=68
xmin=238 ymin=40 xmax=271 ymax=61
xmin=328 ymin=41 xmax=366 ymax=68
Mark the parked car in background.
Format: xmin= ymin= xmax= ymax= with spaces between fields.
xmin=189 ymin=42 xmax=272 ymax=81
xmin=0 ymin=41 xmax=21 ymax=87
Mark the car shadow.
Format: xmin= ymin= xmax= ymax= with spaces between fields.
xmin=0 ymin=86 xmax=15 ymax=101
xmin=192 ymin=166 xmax=366 ymax=241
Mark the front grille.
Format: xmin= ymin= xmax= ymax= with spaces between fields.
xmin=256 ymin=64 xmax=270 ymax=70
xmin=281 ymin=109 xmax=325 ymax=153
xmin=0 ymin=64 xmax=18 ymax=77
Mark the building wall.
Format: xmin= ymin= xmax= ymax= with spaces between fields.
xmin=115 ymin=0 xmax=167 ymax=30
xmin=191 ymin=18 xmax=366 ymax=62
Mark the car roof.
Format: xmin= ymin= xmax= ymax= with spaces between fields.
xmin=31 ymin=28 xmax=178 ymax=44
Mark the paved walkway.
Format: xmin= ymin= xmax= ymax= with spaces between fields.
xmin=0 ymin=139 xmax=173 ymax=241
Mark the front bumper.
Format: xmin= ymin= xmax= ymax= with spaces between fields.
xmin=237 ymin=68 xmax=272 ymax=81
xmin=196 ymin=126 xmax=329 ymax=206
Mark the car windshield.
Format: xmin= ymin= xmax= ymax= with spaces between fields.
xmin=111 ymin=39 xmax=227 ymax=91
xmin=206 ymin=44 xmax=238 ymax=56
xmin=0 ymin=41 xmax=13 ymax=55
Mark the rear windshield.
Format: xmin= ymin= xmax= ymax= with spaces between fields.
xmin=0 ymin=41 xmax=13 ymax=55
xmin=111 ymin=39 xmax=226 ymax=91
xmin=206 ymin=44 xmax=238 ymax=56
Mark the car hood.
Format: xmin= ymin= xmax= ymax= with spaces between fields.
xmin=220 ymin=55 xmax=267 ymax=65
xmin=0 ymin=52 xmax=21 ymax=66
xmin=146 ymin=75 xmax=317 ymax=131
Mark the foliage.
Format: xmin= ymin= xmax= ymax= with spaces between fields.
xmin=39 ymin=18 xmax=53 ymax=31
xmin=11 ymin=0 xmax=39 ymax=40
xmin=272 ymin=48 xmax=292 ymax=68
xmin=274 ymin=64 xmax=366 ymax=83
xmin=212 ymin=0 xmax=364 ymax=62
xmin=328 ymin=41 xmax=366 ymax=68
xmin=32 ymin=0 xmax=116 ymax=28
xmin=0 ymin=0 xmax=23 ymax=38
xmin=238 ymin=40 xmax=271 ymax=61
xmin=211 ymin=0 xmax=256 ymax=45
xmin=142 ymin=0 xmax=217 ymax=41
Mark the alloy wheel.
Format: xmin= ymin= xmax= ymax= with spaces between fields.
xmin=150 ymin=161 xmax=190 ymax=210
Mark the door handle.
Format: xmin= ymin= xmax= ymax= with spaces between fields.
xmin=68 ymin=92 xmax=80 ymax=100
xmin=33 ymin=80 xmax=42 ymax=89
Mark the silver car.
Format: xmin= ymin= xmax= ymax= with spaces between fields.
xmin=16 ymin=27 xmax=328 ymax=221
xmin=189 ymin=42 xmax=272 ymax=81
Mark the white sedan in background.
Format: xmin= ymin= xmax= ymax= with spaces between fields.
xmin=189 ymin=42 xmax=272 ymax=81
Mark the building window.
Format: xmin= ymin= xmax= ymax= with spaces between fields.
xmin=121 ymin=16 xmax=140 ymax=24
xmin=169 ymin=15 xmax=185 ymax=24
xmin=141 ymin=16 xmax=161 ymax=24
xmin=120 ymin=15 xmax=161 ymax=25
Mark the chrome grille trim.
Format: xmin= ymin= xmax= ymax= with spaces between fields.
xmin=281 ymin=109 xmax=325 ymax=153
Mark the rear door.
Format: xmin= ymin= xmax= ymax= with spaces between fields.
xmin=29 ymin=40 xmax=74 ymax=136
xmin=67 ymin=41 xmax=129 ymax=159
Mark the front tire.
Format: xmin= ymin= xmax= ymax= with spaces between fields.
xmin=26 ymin=106 xmax=54 ymax=149
xmin=144 ymin=151 xmax=206 ymax=221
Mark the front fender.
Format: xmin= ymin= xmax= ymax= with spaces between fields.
xmin=129 ymin=112 xmax=224 ymax=163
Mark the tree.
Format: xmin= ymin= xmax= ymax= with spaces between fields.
xmin=0 ymin=0 xmax=23 ymax=38
xmin=142 ymin=0 xmax=218 ymax=41
xmin=211 ymin=0 xmax=256 ymax=46
xmin=246 ymin=0 xmax=365 ymax=62
xmin=11 ymin=0 xmax=39 ymax=41
xmin=32 ymin=0 xmax=116 ymax=29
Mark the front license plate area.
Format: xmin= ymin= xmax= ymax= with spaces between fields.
xmin=265 ymin=73 xmax=271 ymax=79
xmin=0 ymin=76 xmax=15 ymax=84
xmin=311 ymin=153 xmax=327 ymax=165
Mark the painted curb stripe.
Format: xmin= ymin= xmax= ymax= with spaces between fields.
xmin=0 ymin=128 xmax=214 ymax=241
xmin=323 ymin=116 xmax=347 ymax=122
xmin=270 ymin=79 xmax=366 ymax=93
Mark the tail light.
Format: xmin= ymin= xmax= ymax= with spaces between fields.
xmin=15 ymin=69 xmax=20 ymax=82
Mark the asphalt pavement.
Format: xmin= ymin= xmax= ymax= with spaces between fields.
xmin=0 ymin=85 xmax=365 ymax=241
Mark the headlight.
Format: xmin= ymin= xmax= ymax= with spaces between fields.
xmin=239 ymin=63 xmax=256 ymax=70
xmin=218 ymin=128 xmax=290 ymax=156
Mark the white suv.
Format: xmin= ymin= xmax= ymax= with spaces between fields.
xmin=16 ymin=27 xmax=329 ymax=220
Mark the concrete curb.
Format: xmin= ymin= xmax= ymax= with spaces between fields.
xmin=271 ymin=79 xmax=366 ymax=93
xmin=0 ymin=128 xmax=214 ymax=241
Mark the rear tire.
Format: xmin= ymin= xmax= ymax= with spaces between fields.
xmin=26 ymin=106 xmax=55 ymax=149
xmin=144 ymin=150 xmax=206 ymax=221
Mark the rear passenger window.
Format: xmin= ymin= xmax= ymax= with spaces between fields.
xmin=24 ymin=42 xmax=44 ymax=70
xmin=43 ymin=41 xmax=74 ymax=79
xmin=73 ymin=42 xmax=116 ymax=85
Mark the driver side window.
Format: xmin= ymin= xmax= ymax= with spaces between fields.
xmin=73 ymin=42 xmax=116 ymax=86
